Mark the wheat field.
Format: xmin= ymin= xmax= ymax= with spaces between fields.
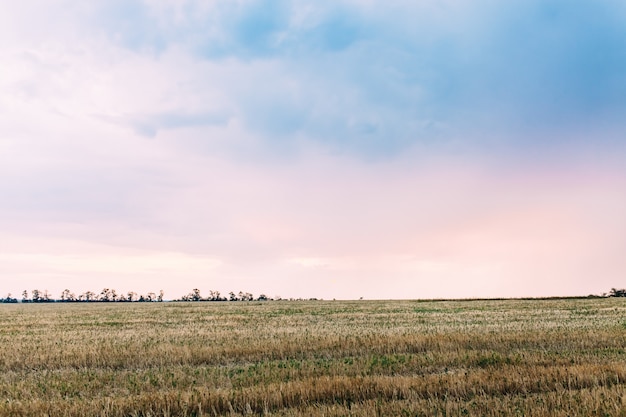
xmin=1 ymin=298 xmax=625 ymax=416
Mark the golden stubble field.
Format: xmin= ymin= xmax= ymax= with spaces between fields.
xmin=1 ymin=298 xmax=626 ymax=416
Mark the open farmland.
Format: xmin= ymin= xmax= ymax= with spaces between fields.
xmin=1 ymin=298 xmax=626 ymax=416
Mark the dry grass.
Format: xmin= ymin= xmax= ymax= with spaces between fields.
xmin=1 ymin=298 xmax=626 ymax=416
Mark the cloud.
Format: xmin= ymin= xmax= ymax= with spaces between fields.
xmin=4 ymin=0 xmax=626 ymax=157
xmin=96 ymin=0 xmax=167 ymax=53
xmin=99 ymin=111 xmax=230 ymax=137
xmin=2 ymin=142 xmax=626 ymax=298
xmin=131 ymin=0 xmax=626 ymax=155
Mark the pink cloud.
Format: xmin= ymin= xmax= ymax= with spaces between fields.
xmin=3 ymin=144 xmax=625 ymax=300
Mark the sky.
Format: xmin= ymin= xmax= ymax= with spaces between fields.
xmin=1 ymin=0 xmax=626 ymax=300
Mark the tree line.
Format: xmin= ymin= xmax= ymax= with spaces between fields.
xmin=2 ymin=288 xmax=624 ymax=304
xmin=177 ymin=289 xmax=279 ymax=302
xmin=0 ymin=288 xmax=307 ymax=303
xmin=0 ymin=289 xmax=165 ymax=303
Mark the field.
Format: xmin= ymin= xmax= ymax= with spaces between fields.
xmin=1 ymin=298 xmax=626 ymax=416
